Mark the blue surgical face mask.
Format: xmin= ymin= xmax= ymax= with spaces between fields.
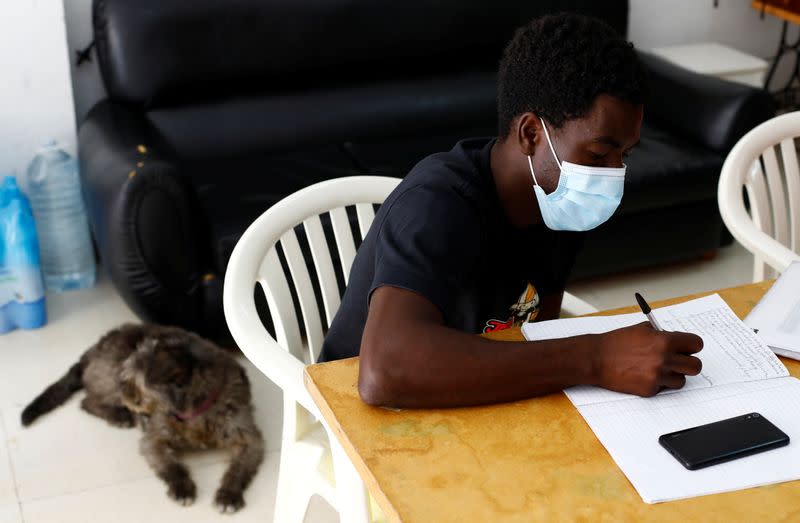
xmin=528 ymin=118 xmax=626 ymax=231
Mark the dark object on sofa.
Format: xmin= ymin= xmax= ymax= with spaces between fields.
xmin=79 ymin=0 xmax=775 ymax=341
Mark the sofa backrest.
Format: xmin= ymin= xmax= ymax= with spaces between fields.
xmin=94 ymin=0 xmax=629 ymax=108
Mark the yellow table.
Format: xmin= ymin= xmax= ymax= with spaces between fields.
xmin=304 ymin=282 xmax=800 ymax=522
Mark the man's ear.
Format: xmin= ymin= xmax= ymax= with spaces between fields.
xmin=516 ymin=112 xmax=543 ymax=156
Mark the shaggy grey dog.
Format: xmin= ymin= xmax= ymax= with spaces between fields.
xmin=21 ymin=324 xmax=264 ymax=513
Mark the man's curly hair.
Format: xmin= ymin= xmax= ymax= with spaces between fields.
xmin=498 ymin=13 xmax=647 ymax=138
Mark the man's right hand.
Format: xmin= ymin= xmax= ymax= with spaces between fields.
xmin=592 ymin=322 xmax=704 ymax=397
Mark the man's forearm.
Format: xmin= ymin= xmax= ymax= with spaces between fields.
xmin=358 ymin=321 xmax=600 ymax=408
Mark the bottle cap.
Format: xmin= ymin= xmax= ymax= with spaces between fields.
xmin=37 ymin=140 xmax=58 ymax=153
xmin=2 ymin=176 xmax=18 ymax=189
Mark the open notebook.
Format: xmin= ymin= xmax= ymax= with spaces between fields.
xmin=522 ymin=294 xmax=800 ymax=503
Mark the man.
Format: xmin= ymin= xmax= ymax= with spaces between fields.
xmin=318 ymin=13 xmax=704 ymax=408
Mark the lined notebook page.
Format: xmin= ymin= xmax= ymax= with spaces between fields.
xmin=579 ymin=377 xmax=800 ymax=503
xmin=522 ymin=294 xmax=788 ymax=406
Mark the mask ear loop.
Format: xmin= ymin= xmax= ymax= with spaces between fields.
xmin=527 ymin=155 xmax=539 ymax=186
xmin=539 ymin=117 xmax=562 ymax=170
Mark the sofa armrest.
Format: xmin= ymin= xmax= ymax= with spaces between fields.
xmin=78 ymin=100 xmax=219 ymax=334
xmin=638 ymin=52 xmax=775 ymax=154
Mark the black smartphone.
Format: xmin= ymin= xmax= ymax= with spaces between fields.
xmin=659 ymin=413 xmax=790 ymax=470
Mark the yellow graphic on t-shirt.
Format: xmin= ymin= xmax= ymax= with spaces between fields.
xmin=509 ymin=282 xmax=540 ymax=326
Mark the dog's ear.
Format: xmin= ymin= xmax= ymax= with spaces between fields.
xmin=145 ymin=345 xmax=195 ymax=387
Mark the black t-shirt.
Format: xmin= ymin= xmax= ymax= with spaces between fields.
xmin=318 ymin=137 xmax=585 ymax=362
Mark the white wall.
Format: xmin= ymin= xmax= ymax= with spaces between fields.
xmin=0 ymin=0 xmax=77 ymax=180
xmin=629 ymin=0 xmax=792 ymax=87
xmin=630 ymin=0 xmax=784 ymax=58
xmin=63 ymin=0 xmax=105 ymax=124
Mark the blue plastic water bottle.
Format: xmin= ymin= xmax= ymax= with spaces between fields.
xmin=0 ymin=176 xmax=47 ymax=333
xmin=26 ymin=141 xmax=96 ymax=291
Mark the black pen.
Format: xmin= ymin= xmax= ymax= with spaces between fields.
xmin=635 ymin=292 xmax=663 ymax=331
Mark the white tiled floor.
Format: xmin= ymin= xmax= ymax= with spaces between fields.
xmin=567 ymin=240 xmax=755 ymax=311
xmin=0 ymin=505 xmax=22 ymax=523
xmin=0 ymin=243 xmax=754 ymax=523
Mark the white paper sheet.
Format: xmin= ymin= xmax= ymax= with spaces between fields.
xmin=579 ymin=377 xmax=800 ymax=503
xmin=523 ymin=294 xmax=787 ymax=406
xmin=746 ymin=261 xmax=800 ymax=360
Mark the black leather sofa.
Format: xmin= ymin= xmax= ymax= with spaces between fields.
xmin=79 ymin=0 xmax=775 ymax=341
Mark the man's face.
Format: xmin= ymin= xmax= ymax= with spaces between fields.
xmin=534 ymin=93 xmax=643 ymax=194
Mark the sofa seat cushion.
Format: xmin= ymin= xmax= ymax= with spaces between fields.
xmin=344 ymin=122 xmax=726 ymax=218
xmin=192 ymin=122 xmax=726 ymax=273
xmin=619 ymin=123 xmax=725 ymax=216
xmin=187 ymin=147 xmax=361 ymax=273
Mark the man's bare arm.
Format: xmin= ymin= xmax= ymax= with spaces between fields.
xmin=358 ymin=286 xmax=703 ymax=408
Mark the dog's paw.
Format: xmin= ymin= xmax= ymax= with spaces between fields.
xmin=214 ymin=488 xmax=245 ymax=513
xmin=167 ymin=476 xmax=196 ymax=506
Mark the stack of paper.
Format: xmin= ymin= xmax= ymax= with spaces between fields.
xmin=746 ymin=261 xmax=800 ymax=360
xmin=522 ymin=294 xmax=800 ymax=503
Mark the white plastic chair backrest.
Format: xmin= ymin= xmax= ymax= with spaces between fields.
xmin=719 ymin=111 xmax=800 ymax=281
xmin=223 ymin=176 xmax=401 ymax=412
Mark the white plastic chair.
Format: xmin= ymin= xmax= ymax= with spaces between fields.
xmin=223 ymin=175 xmax=596 ymax=523
xmin=224 ymin=176 xmax=398 ymax=523
xmin=719 ymin=111 xmax=800 ymax=282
